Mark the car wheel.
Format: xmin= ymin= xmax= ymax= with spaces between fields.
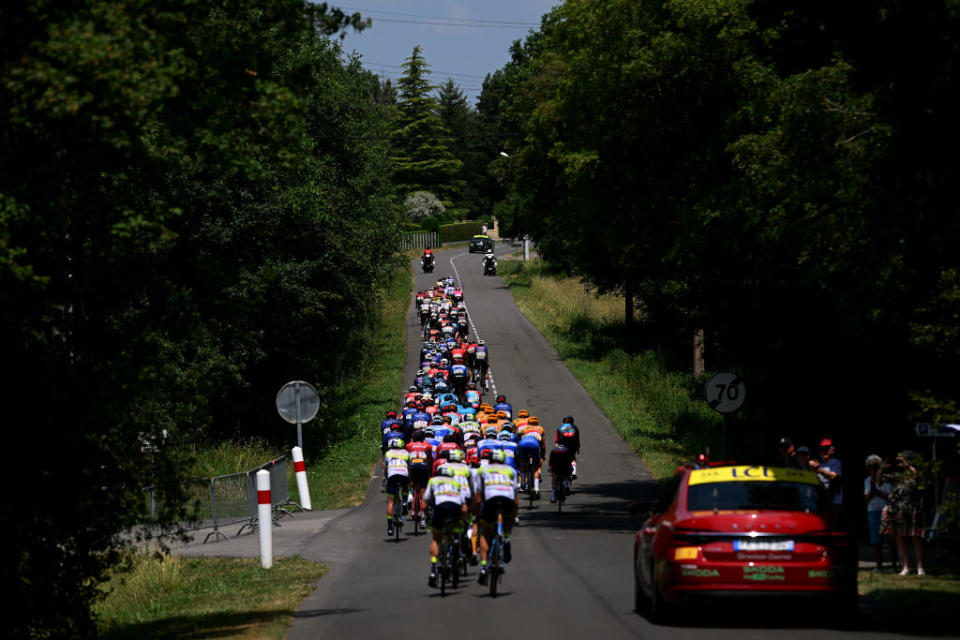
xmin=633 ymin=554 xmax=649 ymax=613
xmin=648 ymin=563 xmax=672 ymax=624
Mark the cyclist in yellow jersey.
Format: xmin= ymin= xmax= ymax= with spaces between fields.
xmin=424 ymin=465 xmax=471 ymax=587
xmin=473 ymin=449 xmax=519 ymax=585
xmin=384 ymin=438 xmax=410 ymax=537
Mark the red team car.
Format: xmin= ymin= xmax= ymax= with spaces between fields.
xmin=633 ymin=464 xmax=857 ymax=622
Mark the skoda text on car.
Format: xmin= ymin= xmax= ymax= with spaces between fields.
xmin=469 ymin=234 xmax=493 ymax=253
xmin=633 ymin=464 xmax=857 ymax=621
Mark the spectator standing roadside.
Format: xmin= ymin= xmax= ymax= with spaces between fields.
xmin=795 ymin=445 xmax=813 ymax=471
xmin=810 ymin=438 xmax=843 ymax=508
xmin=881 ymin=450 xmax=927 ymax=576
xmin=864 ymin=454 xmax=893 ymax=572
xmin=777 ymin=436 xmax=801 ymax=469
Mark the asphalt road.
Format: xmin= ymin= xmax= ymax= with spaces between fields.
xmin=172 ymin=245 xmax=949 ymax=639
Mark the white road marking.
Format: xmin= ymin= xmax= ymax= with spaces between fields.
xmin=449 ymin=252 xmax=497 ymax=397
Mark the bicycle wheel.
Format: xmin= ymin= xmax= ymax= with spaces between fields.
xmin=439 ymin=549 xmax=448 ymax=597
xmin=451 ymin=539 xmax=460 ymax=589
xmin=489 ymin=537 xmax=501 ymax=598
xmin=412 ymin=489 xmax=421 ymax=536
xmin=526 ymin=461 xmax=535 ymax=509
xmin=394 ymin=499 xmax=402 ymax=542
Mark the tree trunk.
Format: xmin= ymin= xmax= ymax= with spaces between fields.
xmin=625 ymin=280 xmax=634 ymax=328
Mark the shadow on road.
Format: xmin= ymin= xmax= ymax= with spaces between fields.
xmin=518 ymin=479 xmax=658 ymax=534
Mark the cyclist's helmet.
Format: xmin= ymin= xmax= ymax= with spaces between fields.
xmin=477 ymin=339 xmax=484 ymax=345
xmin=431 ymin=415 xmax=444 ymax=425
xmin=443 ymin=432 xmax=459 ymax=443
xmin=437 ymin=463 xmax=456 ymax=477
xmin=498 ymin=430 xmax=513 ymax=442
xmin=464 ymin=431 xmax=481 ymax=444
xmin=448 ymin=449 xmax=465 ymax=463
xmin=437 ymin=448 xmax=452 ymax=461
xmin=496 ymin=394 xmax=506 ymax=403
xmin=500 ymin=421 xmax=514 ymax=433
xmin=467 ymin=382 xmax=477 ymax=390
xmin=388 ymin=438 xmax=405 ymax=449
xmin=490 ymin=449 xmax=507 ymax=463
xmin=484 ymin=426 xmax=498 ymax=438
xmin=423 ymin=427 xmax=435 ymax=437
xmin=529 ymin=416 xmax=540 ymax=425
xmin=563 ymin=415 xmax=575 ymax=424
xmin=496 ymin=410 xmax=507 ymax=419
xmin=411 ymin=429 xmax=425 ymax=442
xmin=517 ymin=409 xmax=529 ymax=419
xmin=386 ymin=410 xmax=397 ymax=418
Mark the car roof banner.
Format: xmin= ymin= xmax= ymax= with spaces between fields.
xmin=688 ymin=466 xmax=819 ymax=486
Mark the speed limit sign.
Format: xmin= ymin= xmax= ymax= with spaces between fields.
xmin=704 ymin=372 xmax=745 ymax=414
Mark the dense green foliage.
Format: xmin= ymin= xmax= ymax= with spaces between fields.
xmin=484 ymin=1 xmax=960 ymax=461
xmin=439 ymin=221 xmax=486 ymax=243
xmin=0 ymin=1 xmax=400 ymax=636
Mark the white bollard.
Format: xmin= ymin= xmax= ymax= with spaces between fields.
xmin=257 ymin=469 xmax=273 ymax=569
xmin=292 ymin=446 xmax=312 ymax=510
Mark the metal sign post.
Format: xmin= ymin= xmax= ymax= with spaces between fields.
xmin=276 ymin=380 xmax=320 ymax=451
xmin=704 ymin=372 xmax=746 ymax=461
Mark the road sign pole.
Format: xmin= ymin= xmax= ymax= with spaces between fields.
xmin=722 ymin=415 xmax=728 ymax=462
xmin=295 ymin=382 xmax=303 ymax=450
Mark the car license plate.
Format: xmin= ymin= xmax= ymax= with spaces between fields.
xmin=734 ymin=539 xmax=794 ymax=551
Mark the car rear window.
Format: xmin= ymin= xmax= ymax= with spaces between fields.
xmin=686 ymin=481 xmax=830 ymax=512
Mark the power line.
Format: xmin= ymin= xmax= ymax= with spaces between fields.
xmin=317 ymin=133 xmax=523 ymax=141
xmin=369 ymin=17 xmax=533 ymax=29
xmin=336 ymin=5 xmax=539 ymax=27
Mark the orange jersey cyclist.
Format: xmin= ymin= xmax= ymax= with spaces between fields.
xmin=473 ymin=449 xmax=519 ymax=585
xmin=516 ymin=416 xmax=545 ymax=498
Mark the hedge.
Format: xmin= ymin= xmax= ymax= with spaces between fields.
xmin=439 ymin=221 xmax=486 ymax=243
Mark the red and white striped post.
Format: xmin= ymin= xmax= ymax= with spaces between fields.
xmin=292 ymin=446 xmax=312 ymax=510
xmin=257 ymin=469 xmax=273 ymax=569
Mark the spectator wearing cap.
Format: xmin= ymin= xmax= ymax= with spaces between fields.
xmin=809 ymin=438 xmax=843 ymax=506
xmin=777 ymin=436 xmax=801 ymax=469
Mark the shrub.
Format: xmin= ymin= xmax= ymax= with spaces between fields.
xmin=439 ymin=221 xmax=484 ymax=243
xmin=405 ymin=191 xmax=445 ymax=221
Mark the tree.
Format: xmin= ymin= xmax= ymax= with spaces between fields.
xmin=405 ymin=191 xmax=445 ymax=221
xmin=390 ymin=46 xmax=462 ymax=207
xmin=0 ymin=2 xmax=397 ymax=635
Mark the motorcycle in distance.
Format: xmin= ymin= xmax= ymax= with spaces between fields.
xmin=482 ymin=251 xmax=497 ymax=276
xmin=421 ymin=248 xmax=435 ymax=273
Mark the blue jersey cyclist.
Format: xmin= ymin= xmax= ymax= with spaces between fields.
xmin=498 ymin=429 xmax=519 ymax=469
xmin=473 ymin=449 xmax=519 ymax=585
xmin=493 ymin=394 xmax=513 ymax=419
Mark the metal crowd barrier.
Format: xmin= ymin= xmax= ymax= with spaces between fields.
xmin=401 ymin=230 xmax=440 ymax=251
xmin=143 ymin=454 xmax=301 ymax=544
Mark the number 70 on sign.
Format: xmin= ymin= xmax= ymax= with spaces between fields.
xmin=704 ymin=372 xmax=746 ymax=414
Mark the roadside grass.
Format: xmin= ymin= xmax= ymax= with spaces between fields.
xmin=500 ymin=259 xmax=722 ymax=480
xmin=857 ymin=567 xmax=960 ymax=624
xmin=95 ymin=553 xmax=326 ymax=639
xmin=293 ymin=263 xmax=412 ymax=509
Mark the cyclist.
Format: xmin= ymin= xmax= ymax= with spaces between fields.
xmin=493 ymin=394 xmax=512 ymax=419
xmin=381 ymin=409 xmax=401 ymax=438
xmin=516 ymin=416 xmax=545 ymax=497
xmin=381 ymin=422 xmax=406 ymax=455
xmin=424 ymin=464 xmax=472 ymax=588
xmin=407 ymin=430 xmax=434 ymax=524
xmin=555 ymin=415 xmax=581 ymax=479
xmin=384 ymin=438 xmax=410 ymax=537
xmin=498 ymin=428 xmax=519 ymax=470
xmin=464 ymin=382 xmax=482 ymax=410
xmin=474 ymin=340 xmax=489 ymax=389
xmin=474 ymin=449 xmax=519 ymax=585
xmin=477 ymin=425 xmax=502 ymax=463
xmin=548 ymin=442 xmax=574 ymax=503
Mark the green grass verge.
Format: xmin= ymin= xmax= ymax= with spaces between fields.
xmin=95 ymin=554 xmax=327 ymax=639
xmin=857 ymin=567 xmax=959 ymax=625
xmin=292 ymin=263 xmax=412 ymax=509
xmin=499 ymin=259 xmax=722 ymax=480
